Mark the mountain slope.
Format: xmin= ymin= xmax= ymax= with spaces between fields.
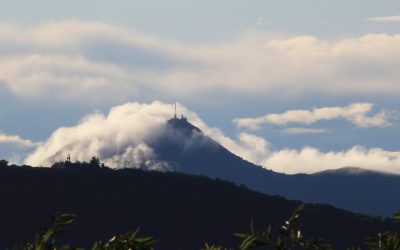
xmin=146 ymin=117 xmax=400 ymax=216
xmin=0 ymin=165 xmax=398 ymax=249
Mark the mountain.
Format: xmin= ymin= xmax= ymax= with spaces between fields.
xmin=0 ymin=164 xmax=398 ymax=249
xmin=313 ymin=166 xmax=390 ymax=175
xmin=145 ymin=117 xmax=400 ymax=216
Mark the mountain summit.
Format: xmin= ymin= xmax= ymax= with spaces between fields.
xmin=166 ymin=116 xmax=202 ymax=134
xmin=149 ymin=116 xmax=258 ymax=176
xmin=146 ymin=117 xmax=400 ymax=216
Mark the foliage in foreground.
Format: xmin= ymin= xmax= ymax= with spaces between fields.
xmin=9 ymin=206 xmax=400 ymax=250
xmin=10 ymin=213 xmax=157 ymax=250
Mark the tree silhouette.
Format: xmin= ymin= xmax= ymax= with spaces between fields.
xmin=89 ymin=156 xmax=101 ymax=168
xmin=0 ymin=159 xmax=8 ymax=168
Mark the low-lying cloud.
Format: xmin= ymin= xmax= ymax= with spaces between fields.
xmin=234 ymin=103 xmax=394 ymax=130
xmin=26 ymin=101 xmax=400 ymax=175
xmin=264 ymin=146 xmax=400 ymax=174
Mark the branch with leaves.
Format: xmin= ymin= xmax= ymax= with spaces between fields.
xmin=9 ymin=207 xmax=400 ymax=250
xmin=361 ymin=211 xmax=400 ymax=250
xmin=204 ymin=204 xmax=332 ymax=250
xmin=10 ymin=214 xmax=157 ymax=250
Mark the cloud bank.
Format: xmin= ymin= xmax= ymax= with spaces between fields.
xmin=1 ymin=21 xmax=400 ymax=103
xmin=26 ymin=102 xmax=400 ymax=175
xmin=0 ymin=132 xmax=38 ymax=148
xmin=234 ymin=103 xmax=393 ymax=130
xmin=264 ymin=146 xmax=400 ymax=174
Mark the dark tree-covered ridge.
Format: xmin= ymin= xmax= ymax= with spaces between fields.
xmin=0 ymin=162 xmax=398 ymax=249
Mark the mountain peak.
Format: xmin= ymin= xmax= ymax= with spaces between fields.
xmin=166 ymin=116 xmax=202 ymax=135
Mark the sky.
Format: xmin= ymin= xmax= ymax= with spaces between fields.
xmin=1 ymin=0 xmax=400 ymax=174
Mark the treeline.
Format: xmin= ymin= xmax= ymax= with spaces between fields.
xmin=0 ymin=156 xmax=104 ymax=169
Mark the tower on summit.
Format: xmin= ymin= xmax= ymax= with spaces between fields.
xmin=171 ymin=100 xmax=187 ymax=121
xmin=174 ymin=100 xmax=177 ymax=119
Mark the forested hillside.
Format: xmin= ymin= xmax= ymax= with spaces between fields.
xmin=0 ymin=161 xmax=398 ymax=249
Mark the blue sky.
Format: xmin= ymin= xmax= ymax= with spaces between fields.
xmin=1 ymin=1 xmax=400 ymax=173
xmin=2 ymin=0 xmax=400 ymax=41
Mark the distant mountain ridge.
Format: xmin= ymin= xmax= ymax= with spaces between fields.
xmin=312 ymin=166 xmax=396 ymax=176
xmin=144 ymin=117 xmax=400 ymax=216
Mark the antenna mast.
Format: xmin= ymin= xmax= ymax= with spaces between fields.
xmin=174 ymin=100 xmax=177 ymax=118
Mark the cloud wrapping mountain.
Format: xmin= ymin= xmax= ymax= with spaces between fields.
xmin=25 ymin=102 xmax=266 ymax=170
xmin=26 ymin=102 xmax=171 ymax=168
xmin=25 ymin=102 xmax=400 ymax=175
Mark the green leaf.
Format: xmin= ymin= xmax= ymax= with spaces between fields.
xmin=394 ymin=211 xmax=400 ymax=221
xmin=42 ymin=229 xmax=53 ymax=242
xmin=239 ymin=235 xmax=258 ymax=250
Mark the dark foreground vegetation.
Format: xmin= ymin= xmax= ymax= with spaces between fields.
xmin=0 ymin=159 xmax=399 ymax=249
xmin=9 ymin=205 xmax=400 ymax=250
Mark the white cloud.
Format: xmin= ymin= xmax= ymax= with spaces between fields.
xmin=367 ymin=15 xmax=400 ymax=22
xmin=263 ymin=146 xmax=400 ymax=175
xmin=0 ymin=132 xmax=38 ymax=148
xmin=0 ymin=54 xmax=133 ymax=101
xmin=23 ymin=101 xmax=271 ymax=170
xmin=234 ymin=103 xmax=393 ymax=130
xmin=229 ymin=134 xmax=400 ymax=175
xmin=25 ymin=101 xmax=400 ymax=175
xmin=25 ymin=101 xmax=172 ymax=167
xmin=25 ymin=101 xmax=267 ymax=169
xmin=0 ymin=21 xmax=400 ymax=102
xmin=283 ymin=127 xmax=330 ymax=135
